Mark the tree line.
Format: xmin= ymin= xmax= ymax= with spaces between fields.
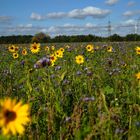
xmin=0 ymin=32 xmax=140 ymax=44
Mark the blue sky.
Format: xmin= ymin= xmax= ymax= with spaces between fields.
xmin=0 ymin=0 xmax=140 ymax=36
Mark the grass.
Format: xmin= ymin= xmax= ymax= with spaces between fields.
xmin=0 ymin=42 xmax=140 ymax=140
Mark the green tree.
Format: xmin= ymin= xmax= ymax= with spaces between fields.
xmin=31 ymin=32 xmax=51 ymax=43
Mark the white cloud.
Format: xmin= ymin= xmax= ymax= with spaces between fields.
xmin=68 ymin=6 xmax=111 ymax=19
xmin=31 ymin=13 xmax=46 ymax=20
xmin=26 ymin=24 xmax=32 ymax=28
xmin=0 ymin=16 xmax=13 ymax=24
xmin=4 ymin=24 xmax=35 ymax=34
xmin=0 ymin=23 xmax=105 ymax=36
xmin=47 ymin=12 xmax=66 ymax=19
xmin=1 ymin=21 xmax=137 ymax=37
xmin=63 ymin=23 xmax=74 ymax=27
xmin=105 ymin=0 xmax=119 ymax=5
xmin=123 ymin=10 xmax=140 ymax=17
xmin=121 ymin=19 xmax=136 ymax=26
xmin=30 ymin=6 xmax=111 ymax=20
xmin=48 ymin=26 xmax=58 ymax=32
xmin=18 ymin=24 xmax=32 ymax=28
xmin=85 ymin=23 xmax=95 ymax=28
xmin=123 ymin=11 xmax=133 ymax=17
xmin=127 ymin=1 xmax=135 ymax=7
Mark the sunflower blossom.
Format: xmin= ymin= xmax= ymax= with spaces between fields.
xmin=51 ymin=46 xmax=55 ymax=51
xmin=45 ymin=46 xmax=50 ymax=52
xmin=107 ymin=46 xmax=113 ymax=52
xmin=59 ymin=48 xmax=65 ymax=53
xmin=22 ymin=49 xmax=27 ymax=55
xmin=30 ymin=42 xmax=40 ymax=53
xmin=135 ymin=46 xmax=140 ymax=55
xmin=0 ymin=98 xmax=30 ymax=135
xmin=13 ymin=53 xmax=19 ymax=59
xmin=55 ymin=50 xmax=63 ymax=58
xmin=136 ymin=72 xmax=140 ymax=80
xmin=75 ymin=55 xmax=84 ymax=64
xmin=50 ymin=54 xmax=57 ymax=63
xmin=8 ymin=45 xmax=15 ymax=53
xmin=86 ymin=44 xmax=94 ymax=52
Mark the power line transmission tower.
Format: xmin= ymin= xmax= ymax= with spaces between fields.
xmin=135 ymin=22 xmax=137 ymax=34
xmin=108 ymin=21 xmax=111 ymax=37
xmin=137 ymin=18 xmax=140 ymax=34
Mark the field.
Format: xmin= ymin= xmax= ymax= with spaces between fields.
xmin=0 ymin=42 xmax=140 ymax=140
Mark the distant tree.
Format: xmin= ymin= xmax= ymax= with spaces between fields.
xmin=0 ymin=33 xmax=140 ymax=44
xmin=125 ymin=34 xmax=140 ymax=41
xmin=31 ymin=32 xmax=51 ymax=43
xmin=109 ymin=34 xmax=123 ymax=42
xmin=0 ymin=35 xmax=33 ymax=44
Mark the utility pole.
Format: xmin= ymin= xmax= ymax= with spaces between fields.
xmin=137 ymin=18 xmax=140 ymax=34
xmin=108 ymin=20 xmax=111 ymax=37
xmin=134 ymin=22 xmax=137 ymax=34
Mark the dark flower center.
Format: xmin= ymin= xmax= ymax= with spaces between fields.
xmin=51 ymin=56 xmax=54 ymax=60
xmin=33 ymin=45 xmax=37 ymax=49
xmin=14 ymin=54 xmax=17 ymax=57
xmin=15 ymin=48 xmax=18 ymax=51
xmin=4 ymin=110 xmax=17 ymax=124
xmin=29 ymin=69 xmax=33 ymax=73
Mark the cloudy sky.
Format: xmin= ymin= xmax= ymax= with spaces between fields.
xmin=0 ymin=0 xmax=140 ymax=36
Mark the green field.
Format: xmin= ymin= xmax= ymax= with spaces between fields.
xmin=0 ymin=42 xmax=140 ymax=140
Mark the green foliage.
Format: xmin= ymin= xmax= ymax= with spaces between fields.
xmin=31 ymin=32 xmax=51 ymax=43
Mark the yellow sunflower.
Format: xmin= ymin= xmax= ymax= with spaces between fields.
xmin=51 ymin=46 xmax=55 ymax=51
xmin=13 ymin=53 xmax=19 ymax=59
xmin=8 ymin=45 xmax=15 ymax=53
xmin=107 ymin=46 xmax=113 ymax=52
xmin=75 ymin=55 xmax=84 ymax=64
xmin=22 ymin=49 xmax=27 ymax=55
xmin=135 ymin=46 xmax=140 ymax=55
xmin=65 ymin=45 xmax=70 ymax=49
xmin=0 ymin=98 xmax=30 ymax=135
xmin=86 ymin=44 xmax=94 ymax=52
xmin=50 ymin=61 xmax=55 ymax=66
xmin=135 ymin=72 xmax=140 ymax=80
xmin=30 ymin=42 xmax=40 ymax=53
xmin=55 ymin=50 xmax=63 ymax=58
xmin=50 ymin=54 xmax=57 ymax=63
xmin=122 ymin=63 xmax=127 ymax=68
xmin=95 ymin=46 xmax=100 ymax=50
xmin=28 ymin=68 xmax=34 ymax=73
xmin=45 ymin=46 xmax=50 ymax=52
xmin=59 ymin=48 xmax=65 ymax=53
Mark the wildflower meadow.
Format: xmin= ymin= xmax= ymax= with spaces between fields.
xmin=0 ymin=42 xmax=140 ymax=139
